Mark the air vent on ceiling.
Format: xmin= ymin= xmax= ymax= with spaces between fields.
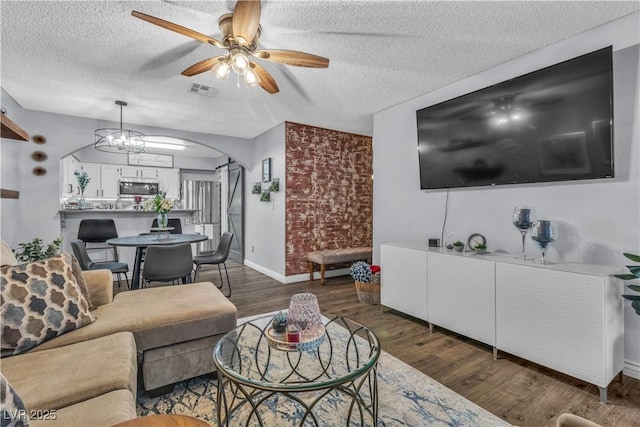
xmin=187 ymin=83 xmax=220 ymax=98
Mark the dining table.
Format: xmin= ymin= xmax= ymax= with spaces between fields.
xmin=107 ymin=233 xmax=208 ymax=290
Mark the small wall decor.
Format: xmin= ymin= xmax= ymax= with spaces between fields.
xmin=128 ymin=152 xmax=173 ymax=168
xmin=260 ymin=190 xmax=270 ymax=202
xmin=251 ymin=182 xmax=262 ymax=194
xmin=31 ymin=135 xmax=47 ymax=145
xmin=262 ymin=158 xmax=271 ymax=182
xmin=268 ymin=178 xmax=279 ymax=192
xmin=31 ymin=151 xmax=48 ymax=162
xmin=32 ymin=166 xmax=47 ymax=176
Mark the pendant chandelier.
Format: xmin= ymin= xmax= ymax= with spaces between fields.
xmin=94 ymin=100 xmax=145 ymax=153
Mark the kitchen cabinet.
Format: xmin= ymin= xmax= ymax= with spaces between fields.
xmin=61 ymin=160 xmax=180 ymax=199
xmin=120 ymin=166 xmax=158 ymax=179
xmin=100 ymin=164 xmax=120 ymax=198
xmin=61 ymin=155 xmax=80 ymax=196
xmin=79 ymin=163 xmax=100 ymax=198
xmin=157 ymin=168 xmax=180 ymax=199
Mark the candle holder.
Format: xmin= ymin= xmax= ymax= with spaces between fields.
xmin=287 ymin=293 xmax=322 ymax=340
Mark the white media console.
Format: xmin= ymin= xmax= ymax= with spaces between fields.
xmin=380 ymin=242 xmax=624 ymax=403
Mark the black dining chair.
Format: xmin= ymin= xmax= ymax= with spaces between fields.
xmin=142 ymin=243 xmax=193 ymax=287
xmin=78 ymin=219 xmax=120 ymax=262
xmin=150 ymin=218 xmax=182 ymax=234
xmin=193 ymin=232 xmax=233 ymax=296
xmin=71 ymin=240 xmax=130 ymax=288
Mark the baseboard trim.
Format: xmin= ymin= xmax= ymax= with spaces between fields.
xmin=243 ymin=260 xmax=287 ymax=283
xmin=242 ymin=261 xmax=351 ymax=284
xmin=283 ymin=268 xmax=351 ymax=284
xmin=624 ymin=359 xmax=640 ymax=380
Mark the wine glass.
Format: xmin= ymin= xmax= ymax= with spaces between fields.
xmin=512 ymin=206 xmax=536 ymax=260
xmin=530 ymin=220 xmax=557 ymax=264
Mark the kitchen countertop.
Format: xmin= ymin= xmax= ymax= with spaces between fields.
xmin=58 ymin=208 xmax=199 ymax=228
xmin=59 ymin=208 xmax=198 ymax=213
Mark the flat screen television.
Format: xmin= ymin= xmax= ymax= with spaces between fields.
xmin=416 ymin=46 xmax=613 ymax=190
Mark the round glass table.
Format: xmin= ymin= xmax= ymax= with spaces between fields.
xmin=213 ymin=314 xmax=380 ymax=426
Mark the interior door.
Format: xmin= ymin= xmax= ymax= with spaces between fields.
xmin=227 ymin=160 xmax=244 ymax=263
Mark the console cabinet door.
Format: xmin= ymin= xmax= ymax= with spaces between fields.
xmin=495 ymin=263 xmax=623 ymax=387
xmin=380 ymin=244 xmax=427 ymax=321
xmin=427 ymin=252 xmax=496 ymax=346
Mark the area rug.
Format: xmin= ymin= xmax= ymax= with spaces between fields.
xmin=137 ymin=312 xmax=510 ymax=426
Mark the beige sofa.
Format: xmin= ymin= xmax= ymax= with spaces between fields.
xmin=1 ymin=245 xmax=237 ymax=426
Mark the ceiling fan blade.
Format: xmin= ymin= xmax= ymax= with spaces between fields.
xmin=253 ymin=50 xmax=329 ymax=68
xmin=181 ymin=56 xmax=228 ymax=76
xmin=232 ymin=0 xmax=261 ymax=45
xmin=132 ymin=10 xmax=225 ymax=49
xmin=250 ymin=62 xmax=279 ymax=94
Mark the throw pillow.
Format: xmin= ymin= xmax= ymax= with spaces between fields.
xmin=1 ymin=253 xmax=96 ymax=356
xmin=69 ymin=254 xmax=94 ymax=310
xmin=0 ymin=373 xmax=30 ymax=426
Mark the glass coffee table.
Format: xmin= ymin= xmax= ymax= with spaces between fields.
xmin=213 ymin=314 xmax=380 ymax=426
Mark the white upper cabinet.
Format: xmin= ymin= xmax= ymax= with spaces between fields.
xmin=100 ymin=164 xmax=120 ymax=198
xmin=79 ymin=162 xmax=100 ymax=198
xmin=157 ymin=168 xmax=180 ymax=199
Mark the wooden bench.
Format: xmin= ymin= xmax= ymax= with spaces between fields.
xmin=307 ymin=247 xmax=372 ymax=285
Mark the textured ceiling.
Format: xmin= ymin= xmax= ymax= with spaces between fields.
xmin=2 ymin=0 xmax=639 ymax=146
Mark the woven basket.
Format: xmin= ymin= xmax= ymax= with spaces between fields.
xmin=355 ymin=280 xmax=380 ymax=305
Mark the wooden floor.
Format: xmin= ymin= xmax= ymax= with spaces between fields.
xmin=116 ymin=261 xmax=640 ymax=427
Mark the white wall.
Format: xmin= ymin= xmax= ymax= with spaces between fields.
xmin=243 ymin=123 xmax=286 ymax=281
xmin=372 ymin=13 xmax=640 ymax=376
xmin=0 ymin=91 xmax=28 ymax=245
xmin=0 ymin=96 xmax=254 ymax=248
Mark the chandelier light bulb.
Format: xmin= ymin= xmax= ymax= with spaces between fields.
xmin=244 ymin=69 xmax=260 ymax=88
xmin=213 ymin=60 xmax=231 ymax=81
xmin=230 ymin=51 xmax=250 ymax=76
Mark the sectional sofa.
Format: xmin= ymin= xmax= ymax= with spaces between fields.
xmin=1 ymin=242 xmax=237 ymax=426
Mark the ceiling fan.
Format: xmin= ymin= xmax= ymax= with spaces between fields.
xmin=132 ymin=0 xmax=329 ymax=94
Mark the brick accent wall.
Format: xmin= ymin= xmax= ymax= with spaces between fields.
xmin=285 ymin=122 xmax=373 ymax=276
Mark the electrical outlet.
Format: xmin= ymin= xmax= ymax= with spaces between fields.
xmin=185 ymin=218 xmax=191 ymax=225
xmin=251 ymin=245 xmax=255 ymax=253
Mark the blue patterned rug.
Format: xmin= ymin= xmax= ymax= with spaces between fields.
xmin=137 ymin=313 xmax=509 ymax=426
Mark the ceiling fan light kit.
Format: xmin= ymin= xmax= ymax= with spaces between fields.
xmin=94 ymin=101 xmax=145 ymax=154
xmin=131 ymin=0 xmax=329 ymax=95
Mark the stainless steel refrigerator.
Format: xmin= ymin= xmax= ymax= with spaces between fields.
xmin=182 ymin=180 xmax=221 ymax=253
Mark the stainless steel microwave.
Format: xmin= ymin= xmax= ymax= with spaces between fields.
xmin=119 ymin=179 xmax=160 ymax=196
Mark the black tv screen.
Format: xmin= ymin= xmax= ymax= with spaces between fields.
xmin=417 ymin=46 xmax=614 ymax=190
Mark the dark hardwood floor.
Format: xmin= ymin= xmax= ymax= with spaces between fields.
xmin=116 ymin=261 xmax=640 ymax=427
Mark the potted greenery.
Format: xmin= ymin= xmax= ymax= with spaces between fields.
xmin=614 ymin=253 xmax=640 ymax=315
xmin=14 ymin=237 xmax=63 ymax=262
xmin=473 ymin=243 xmax=488 ymax=254
xmin=453 ymin=241 xmax=464 ymax=252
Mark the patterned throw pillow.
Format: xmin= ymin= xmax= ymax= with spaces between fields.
xmin=0 ymin=253 xmax=96 ymax=356
xmin=0 ymin=373 xmax=30 ymax=426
